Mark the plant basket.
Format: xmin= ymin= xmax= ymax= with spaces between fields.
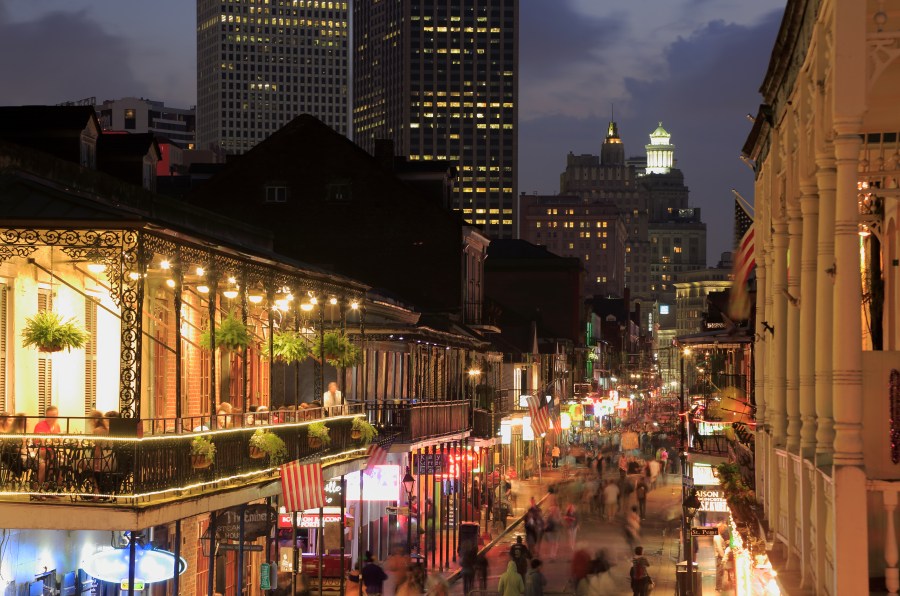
xmin=38 ymin=345 xmax=65 ymax=354
xmin=308 ymin=436 xmax=323 ymax=449
xmin=351 ymin=429 xmax=362 ymax=440
xmin=250 ymin=445 xmax=267 ymax=459
xmin=192 ymin=454 xmax=213 ymax=469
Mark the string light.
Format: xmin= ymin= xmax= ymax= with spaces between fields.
xmin=160 ymin=260 xmax=171 ymax=270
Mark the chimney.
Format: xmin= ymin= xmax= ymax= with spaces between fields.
xmin=374 ymin=139 xmax=395 ymax=171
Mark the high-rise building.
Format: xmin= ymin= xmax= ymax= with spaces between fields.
xmin=196 ymin=0 xmax=349 ymax=154
xmin=353 ymin=0 xmax=518 ymax=239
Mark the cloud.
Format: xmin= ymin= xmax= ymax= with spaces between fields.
xmin=0 ymin=6 xmax=150 ymax=105
xmin=518 ymin=9 xmax=783 ymax=262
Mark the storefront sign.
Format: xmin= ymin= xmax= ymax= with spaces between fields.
xmin=279 ymin=548 xmax=295 ymax=572
xmin=414 ymin=453 xmax=447 ymax=474
xmin=260 ymin=563 xmax=272 ymax=590
xmin=691 ymin=527 xmax=719 ymax=536
xmin=214 ymin=504 xmax=277 ymax=541
xmin=696 ymin=488 xmax=728 ymax=512
xmin=347 ymin=465 xmax=400 ymax=501
xmin=692 ymin=465 xmax=719 ymax=486
xmin=522 ymin=416 xmax=534 ymax=441
xmin=500 ymin=421 xmax=512 ymax=445
xmin=218 ymin=543 xmax=264 ymax=551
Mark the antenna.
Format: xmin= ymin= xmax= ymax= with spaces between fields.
xmin=611 ymin=104 xmax=614 ymax=122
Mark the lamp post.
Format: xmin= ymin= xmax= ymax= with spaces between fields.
xmin=682 ymin=490 xmax=702 ymax=596
xmin=468 ymin=368 xmax=481 ymax=430
xmin=403 ymin=468 xmax=415 ymax=556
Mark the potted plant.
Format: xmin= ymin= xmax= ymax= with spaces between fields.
xmin=307 ymin=422 xmax=331 ymax=449
xmin=351 ymin=417 xmax=377 ymax=444
xmin=267 ymin=330 xmax=312 ymax=363
xmin=318 ymin=331 xmax=361 ymax=368
xmin=190 ymin=435 xmax=216 ymax=469
xmin=21 ymin=311 xmax=89 ymax=352
xmin=200 ymin=311 xmax=251 ymax=352
xmin=250 ymin=429 xmax=287 ymax=465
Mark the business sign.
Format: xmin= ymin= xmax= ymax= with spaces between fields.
xmin=696 ymin=488 xmax=728 ymax=512
xmin=414 ymin=453 xmax=447 ymax=474
xmin=260 ymin=563 xmax=272 ymax=590
xmin=347 ymin=465 xmax=400 ymax=502
xmin=692 ymin=464 xmax=719 ymax=486
xmin=279 ymin=509 xmax=346 ymax=528
xmin=500 ymin=421 xmax=512 ymax=445
xmin=522 ymin=416 xmax=534 ymax=441
xmin=218 ymin=543 xmax=264 ymax=552
xmin=691 ymin=527 xmax=720 ymax=537
xmin=213 ymin=504 xmax=276 ymax=542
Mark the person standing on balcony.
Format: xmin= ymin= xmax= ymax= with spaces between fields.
xmin=34 ymin=405 xmax=60 ymax=489
xmin=323 ymin=382 xmax=342 ymax=411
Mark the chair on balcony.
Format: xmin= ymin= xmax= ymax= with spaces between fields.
xmin=0 ymin=440 xmax=29 ymax=488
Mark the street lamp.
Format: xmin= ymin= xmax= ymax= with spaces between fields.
xmin=403 ymin=467 xmax=415 ymax=556
xmin=682 ymin=490 xmax=702 ymax=596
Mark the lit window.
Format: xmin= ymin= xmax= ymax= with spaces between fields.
xmin=568 ymin=243 xmax=574 ymax=249
xmin=536 ymin=222 xmax=542 ymax=228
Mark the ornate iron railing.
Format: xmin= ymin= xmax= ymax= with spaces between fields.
xmin=472 ymin=408 xmax=498 ymax=439
xmin=0 ymin=407 xmax=366 ymax=505
xmin=362 ymin=399 xmax=470 ymax=443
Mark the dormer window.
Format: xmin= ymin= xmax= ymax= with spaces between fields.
xmin=326 ymin=181 xmax=352 ymax=202
xmin=265 ymin=185 xmax=288 ymax=203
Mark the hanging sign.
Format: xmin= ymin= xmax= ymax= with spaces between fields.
xmin=212 ymin=504 xmax=277 ymax=541
xmin=260 ymin=563 xmax=272 ymax=590
xmin=696 ymin=488 xmax=728 ymax=512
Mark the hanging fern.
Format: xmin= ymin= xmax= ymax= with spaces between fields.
xmin=317 ymin=331 xmax=361 ymax=367
xmin=266 ymin=330 xmax=313 ymax=363
xmin=200 ymin=311 xmax=251 ymax=351
xmin=21 ymin=311 xmax=89 ymax=352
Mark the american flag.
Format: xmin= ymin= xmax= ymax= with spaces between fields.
xmin=527 ymin=395 xmax=550 ymax=437
xmin=365 ymin=442 xmax=389 ymax=472
xmin=280 ymin=461 xmax=324 ymax=512
xmin=727 ymin=197 xmax=755 ymax=320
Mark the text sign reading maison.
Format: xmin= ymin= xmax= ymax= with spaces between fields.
xmin=414 ymin=453 xmax=447 ymax=475
xmin=696 ymin=489 xmax=728 ymax=513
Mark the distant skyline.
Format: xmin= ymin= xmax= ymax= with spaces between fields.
xmin=0 ymin=0 xmax=785 ymax=262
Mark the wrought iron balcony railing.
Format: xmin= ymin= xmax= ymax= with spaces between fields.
xmin=0 ymin=405 xmax=366 ymax=505
xmin=472 ymin=408 xmax=499 ymax=439
xmin=362 ymin=399 xmax=470 ymax=443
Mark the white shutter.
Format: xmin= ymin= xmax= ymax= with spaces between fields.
xmin=37 ymin=290 xmax=52 ymax=414
xmin=0 ymin=283 xmax=7 ymax=413
xmin=84 ymin=297 xmax=98 ymax=414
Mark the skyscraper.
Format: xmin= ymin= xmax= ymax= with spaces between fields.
xmin=196 ymin=0 xmax=349 ymax=154
xmin=353 ymin=0 xmax=518 ymax=239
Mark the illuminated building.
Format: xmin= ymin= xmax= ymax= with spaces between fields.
xmin=96 ymin=97 xmax=196 ymax=149
xmin=196 ymin=0 xmax=350 ymax=154
xmin=352 ymin=0 xmax=518 ymax=239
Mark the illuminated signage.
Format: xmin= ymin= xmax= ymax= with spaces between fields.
xmin=697 ymin=488 xmax=728 ymax=512
xmin=692 ymin=465 xmax=719 ymax=486
xmin=522 ymin=416 xmax=534 ymax=441
xmin=347 ymin=465 xmax=400 ymax=502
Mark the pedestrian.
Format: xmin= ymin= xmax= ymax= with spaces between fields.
xmin=624 ymin=505 xmax=641 ymax=549
xmin=563 ymin=503 xmax=579 ymax=550
xmin=475 ymin=550 xmax=489 ymax=589
xmin=647 ymin=458 xmax=660 ymax=490
xmin=602 ymin=479 xmax=620 ymax=521
xmin=618 ymin=453 xmax=628 ymax=479
xmin=551 ymin=444 xmax=560 ymax=468
xmin=509 ymin=535 xmax=532 ymax=577
xmin=713 ymin=524 xmax=727 ymax=591
xmin=498 ymin=561 xmax=525 ymax=596
xmin=629 ymin=546 xmax=652 ymax=596
xmin=461 ymin=545 xmax=477 ymax=595
xmin=635 ymin=479 xmax=648 ymax=520
xmin=361 ymin=551 xmax=389 ymax=596
xmin=544 ymin=505 xmax=562 ymax=557
xmin=525 ymin=559 xmax=547 ymax=596
xmin=656 ymin=446 xmax=669 ymax=475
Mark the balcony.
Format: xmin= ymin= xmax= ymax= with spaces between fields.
xmin=691 ymin=433 xmax=730 ymax=457
xmin=0 ymin=405 xmax=366 ymax=507
xmin=363 ymin=399 xmax=470 ymax=443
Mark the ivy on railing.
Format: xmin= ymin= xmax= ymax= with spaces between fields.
xmin=717 ymin=462 xmax=766 ymax=556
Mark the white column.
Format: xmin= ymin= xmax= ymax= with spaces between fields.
xmin=786 ymin=198 xmax=802 ymax=453
xmin=885 ymin=489 xmax=899 ymax=596
xmin=832 ymin=128 xmax=868 ymax=593
xmin=771 ymin=219 xmax=789 ymax=448
xmin=815 ymin=155 xmax=836 ymax=464
xmin=764 ymin=245 xmax=778 ymax=520
xmin=799 ymin=182 xmax=818 ymax=458
xmin=754 ymin=246 xmax=768 ymax=506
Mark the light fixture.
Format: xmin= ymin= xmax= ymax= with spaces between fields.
xmin=329 ymin=297 xmax=338 ymax=305
xmin=402 ymin=468 xmax=415 ymax=496
xmin=160 ymin=260 xmax=171 ymax=270
xmin=166 ymin=279 xmax=175 ymax=289
xmin=223 ymin=289 xmax=239 ymax=300
xmin=309 ymin=296 xmax=318 ymax=305
xmin=286 ymin=293 xmax=294 ymax=302
xmin=249 ymin=294 xmax=264 ymax=305
xmin=683 ymin=491 xmax=702 ymax=521
xmin=87 ymin=263 xmax=106 ymax=274
xmin=197 ymin=285 xmax=210 ymax=294
xmin=300 ymin=302 xmax=314 ymax=312
xmin=467 ymin=368 xmax=481 ymax=377
xmin=196 ymin=266 xmax=205 ymax=276
xmin=81 ymin=544 xmax=186 ymax=586
xmin=350 ymin=301 xmax=359 ymax=310
xmin=274 ymin=298 xmax=289 ymax=310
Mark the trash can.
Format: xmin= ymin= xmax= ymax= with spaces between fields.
xmin=675 ymin=561 xmax=702 ymax=595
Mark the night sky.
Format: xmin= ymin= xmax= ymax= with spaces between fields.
xmin=0 ymin=0 xmax=784 ymax=262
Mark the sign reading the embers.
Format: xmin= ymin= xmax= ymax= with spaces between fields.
xmin=213 ymin=504 xmax=277 ymax=541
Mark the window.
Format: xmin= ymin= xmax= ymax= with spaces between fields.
xmin=124 ymin=109 xmax=136 ymax=130
xmin=265 ymin=185 xmax=288 ymax=203
xmin=327 ymin=181 xmax=352 ymax=201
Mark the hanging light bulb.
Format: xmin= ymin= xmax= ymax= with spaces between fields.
xmin=160 ymin=260 xmax=171 ymax=270
xmin=249 ymin=294 xmax=263 ymax=304
xmin=329 ymin=297 xmax=338 ymax=305
xmin=196 ymin=266 xmax=205 ymax=276
xmin=223 ymin=289 xmax=239 ymax=299
xmin=309 ymin=296 xmax=318 ymax=305
xmin=197 ymin=285 xmax=210 ymax=294
xmin=166 ymin=279 xmax=176 ymax=289
xmin=227 ymin=276 xmax=237 ymax=285
xmin=350 ymin=301 xmax=359 ymax=310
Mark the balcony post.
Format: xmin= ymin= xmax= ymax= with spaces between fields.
xmin=884 ymin=489 xmax=899 ymax=595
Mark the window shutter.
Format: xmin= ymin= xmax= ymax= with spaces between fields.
xmin=0 ymin=283 xmax=7 ymax=413
xmin=84 ymin=298 xmax=98 ymax=414
xmin=37 ymin=290 xmax=52 ymax=415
